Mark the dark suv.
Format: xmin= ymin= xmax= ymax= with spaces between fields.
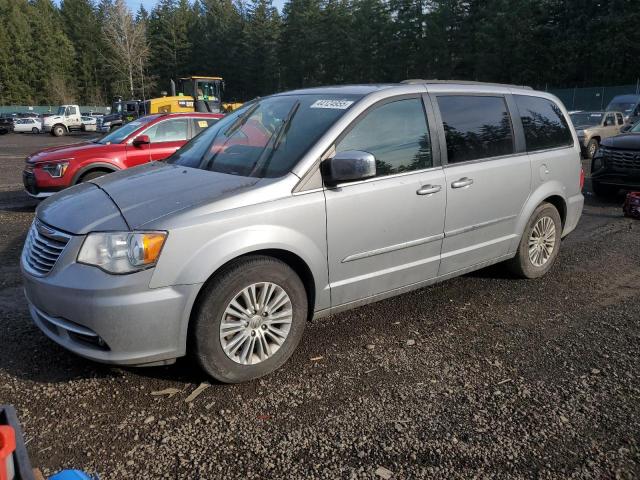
xmin=591 ymin=122 xmax=640 ymax=196
xmin=0 ymin=115 xmax=14 ymax=135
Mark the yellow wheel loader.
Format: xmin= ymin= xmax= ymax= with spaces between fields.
xmin=146 ymin=76 xmax=242 ymax=114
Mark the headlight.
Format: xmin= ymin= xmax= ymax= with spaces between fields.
xmin=102 ymin=121 xmax=111 ymax=126
xmin=78 ymin=231 xmax=167 ymax=274
xmin=42 ymin=161 xmax=70 ymax=178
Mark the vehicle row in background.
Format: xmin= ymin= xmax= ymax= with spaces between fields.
xmin=23 ymin=112 xmax=222 ymax=198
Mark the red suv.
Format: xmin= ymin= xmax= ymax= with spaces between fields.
xmin=23 ymin=113 xmax=222 ymax=198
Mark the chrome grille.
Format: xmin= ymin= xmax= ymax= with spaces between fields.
xmin=96 ymin=117 xmax=103 ymax=129
xmin=600 ymin=147 xmax=640 ymax=172
xmin=23 ymin=219 xmax=71 ymax=276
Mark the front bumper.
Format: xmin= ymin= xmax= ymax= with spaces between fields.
xmin=22 ymin=169 xmax=63 ymax=199
xmin=591 ymin=171 xmax=640 ymax=189
xmin=21 ymin=233 xmax=202 ymax=366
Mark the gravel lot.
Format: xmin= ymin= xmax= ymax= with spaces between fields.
xmin=0 ymin=134 xmax=639 ymax=479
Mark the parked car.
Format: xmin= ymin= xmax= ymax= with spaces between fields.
xmin=606 ymin=94 xmax=640 ymax=125
xmin=20 ymin=82 xmax=584 ymax=383
xmin=590 ymin=120 xmax=640 ymax=196
xmin=570 ymin=110 xmax=624 ymax=158
xmin=0 ymin=116 xmax=14 ymax=135
xmin=23 ymin=112 xmax=222 ymax=198
xmin=80 ymin=116 xmax=97 ymax=132
xmin=13 ymin=118 xmax=42 ymax=134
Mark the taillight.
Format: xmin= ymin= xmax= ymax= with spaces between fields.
xmin=580 ymin=167 xmax=585 ymax=190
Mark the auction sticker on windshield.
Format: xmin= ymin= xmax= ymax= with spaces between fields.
xmin=310 ymin=99 xmax=354 ymax=109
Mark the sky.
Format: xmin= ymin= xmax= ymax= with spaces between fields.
xmin=126 ymin=0 xmax=286 ymax=12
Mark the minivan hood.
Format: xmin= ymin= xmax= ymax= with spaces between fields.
xmin=37 ymin=182 xmax=128 ymax=234
xmin=601 ymin=133 xmax=640 ymax=149
xmin=89 ymin=162 xmax=261 ymax=228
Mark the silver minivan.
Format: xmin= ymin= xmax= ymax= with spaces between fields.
xmin=21 ymin=81 xmax=584 ymax=383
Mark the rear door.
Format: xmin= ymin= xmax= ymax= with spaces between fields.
xmin=191 ymin=117 xmax=219 ymax=139
xmin=433 ymin=94 xmax=531 ymax=276
xmin=324 ymin=95 xmax=446 ymax=307
xmin=602 ymin=113 xmax=617 ymax=139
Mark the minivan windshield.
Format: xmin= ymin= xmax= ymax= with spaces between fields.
xmin=570 ymin=112 xmax=603 ymax=128
xmin=167 ymin=94 xmax=361 ymax=178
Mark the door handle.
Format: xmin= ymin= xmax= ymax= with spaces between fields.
xmin=416 ymin=184 xmax=442 ymax=195
xmin=451 ymin=177 xmax=474 ymax=189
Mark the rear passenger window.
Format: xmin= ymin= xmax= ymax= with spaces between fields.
xmin=515 ymin=95 xmax=573 ymax=151
xmin=336 ymin=98 xmax=432 ymax=176
xmin=437 ymin=95 xmax=514 ymax=163
xmin=193 ymin=118 xmax=218 ymax=137
xmin=616 ymin=113 xmax=624 ymax=125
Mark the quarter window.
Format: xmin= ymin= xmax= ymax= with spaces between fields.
xmin=336 ymin=98 xmax=432 ymax=176
xmin=437 ymin=95 xmax=514 ymax=164
xmin=144 ymin=118 xmax=189 ymax=142
xmin=515 ymin=95 xmax=573 ymax=151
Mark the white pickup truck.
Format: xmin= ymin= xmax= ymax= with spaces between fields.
xmin=42 ymin=105 xmax=83 ymax=136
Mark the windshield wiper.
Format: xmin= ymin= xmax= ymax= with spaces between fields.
xmin=223 ymin=101 xmax=260 ymax=137
xmin=249 ymin=100 xmax=301 ymax=177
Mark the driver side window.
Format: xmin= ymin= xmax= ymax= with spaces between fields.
xmin=604 ymin=114 xmax=615 ymax=126
xmin=335 ymin=98 xmax=432 ymax=177
xmin=143 ymin=119 xmax=189 ymax=143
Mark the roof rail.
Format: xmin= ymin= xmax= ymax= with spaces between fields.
xmin=401 ymin=79 xmax=533 ymax=90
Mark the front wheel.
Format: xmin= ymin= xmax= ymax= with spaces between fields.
xmin=52 ymin=125 xmax=66 ymax=137
xmin=191 ymin=255 xmax=308 ymax=383
xmin=508 ymin=202 xmax=562 ymax=279
xmin=587 ymin=138 xmax=599 ymax=159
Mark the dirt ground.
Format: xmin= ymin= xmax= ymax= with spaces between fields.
xmin=0 ymin=133 xmax=638 ymax=479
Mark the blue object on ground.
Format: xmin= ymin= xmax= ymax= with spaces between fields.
xmin=49 ymin=470 xmax=98 ymax=480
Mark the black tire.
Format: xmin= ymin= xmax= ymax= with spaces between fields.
xmin=507 ymin=202 xmax=562 ymax=279
xmin=586 ymin=138 xmax=599 ymax=159
xmin=78 ymin=170 xmax=109 ymax=183
xmin=592 ymin=180 xmax=618 ymax=198
xmin=191 ymin=255 xmax=308 ymax=383
xmin=31 ymin=127 xmax=39 ymax=134
xmin=81 ymin=124 xmax=86 ymax=132
xmin=52 ymin=125 xmax=66 ymax=137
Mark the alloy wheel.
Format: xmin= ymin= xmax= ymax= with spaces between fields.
xmin=219 ymin=282 xmax=293 ymax=365
xmin=528 ymin=216 xmax=556 ymax=267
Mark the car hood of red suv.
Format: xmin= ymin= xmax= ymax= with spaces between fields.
xmin=27 ymin=141 xmax=117 ymax=164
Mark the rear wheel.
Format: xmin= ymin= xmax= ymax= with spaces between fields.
xmin=587 ymin=138 xmax=599 ymax=159
xmin=592 ymin=180 xmax=618 ymax=198
xmin=31 ymin=127 xmax=39 ymax=134
xmin=191 ymin=255 xmax=307 ymax=383
xmin=508 ymin=202 xmax=562 ymax=279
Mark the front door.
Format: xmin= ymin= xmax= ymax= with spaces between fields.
xmin=435 ymin=94 xmax=531 ymax=275
xmin=145 ymin=117 xmax=190 ymax=161
xmin=324 ymin=96 xmax=446 ymax=307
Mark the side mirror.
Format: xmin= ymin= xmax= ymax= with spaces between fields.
xmin=323 ymin=150 xmax=376 ymax=186
xmin=132 ymin=135 xmax=150 ymax=147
